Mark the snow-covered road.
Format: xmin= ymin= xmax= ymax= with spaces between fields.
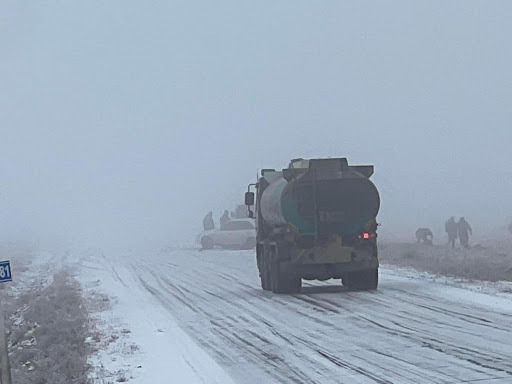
xmin=77 ymin=248 xmax=512 ymax=383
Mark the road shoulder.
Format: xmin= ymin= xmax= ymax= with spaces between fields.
xmin=73 ymin=248 xmax=236 ymax=384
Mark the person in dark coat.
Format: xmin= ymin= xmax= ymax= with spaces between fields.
xmin=220 ymin=210 xmax=230 ymax=229
xmin=445 ymin=216 xmax=458 ymax=249
xmin=457 ymin=217 xmax=472 ymax=249
xmin=203 ymin=212 xmax=215 ymax=231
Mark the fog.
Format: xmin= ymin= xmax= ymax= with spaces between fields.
xmin=1 ymin=1 xmax=511 ymax=248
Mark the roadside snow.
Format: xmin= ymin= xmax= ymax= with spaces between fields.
xmin=382 ymin=265 xmax=512 ymax=312
xmin=74 ymin=249 xmax=236 ymax=384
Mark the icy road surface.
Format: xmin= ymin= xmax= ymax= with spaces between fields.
xmin=78 ymin=248 xmax=512 ymax=384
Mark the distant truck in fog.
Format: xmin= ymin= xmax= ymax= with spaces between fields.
xmin=244 ymin=158 xmax=380 ymax=294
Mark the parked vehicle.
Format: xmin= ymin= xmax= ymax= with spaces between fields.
xmin=198 ymin=219 xmax=257 ymax=250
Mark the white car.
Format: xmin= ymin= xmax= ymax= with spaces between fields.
xmin=198 ymin=219 xmax=257 ymax=250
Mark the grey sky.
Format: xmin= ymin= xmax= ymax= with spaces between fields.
xmin=1 ymin=1 xmax=511 ymax=246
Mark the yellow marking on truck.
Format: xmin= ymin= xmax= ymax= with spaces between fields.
xmin=295 ymin=236 xmax=353 ymax=264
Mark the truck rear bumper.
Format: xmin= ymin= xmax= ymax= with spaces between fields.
xmin=289 ymin=238 xmax=376 ymax=265
xmin=281 ymin=240 xmax=378 ymax=280
xmin=282 ymin=259 xmax=378 ymax=280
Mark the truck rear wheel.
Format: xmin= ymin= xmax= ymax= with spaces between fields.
xmin=342 ymin=268 xmax=378 ymax=291
xmin=269 ymin=249 xmax=301 ymax=294
xmin=258 ymin=245 xmax=271 ymax=291
xmin=261 ymin=253 xmax=272 ymax=291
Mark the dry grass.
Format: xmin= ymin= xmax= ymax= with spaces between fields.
xmin=380 ymin=241 xmax=512 ymax=282
xmin=6 ymin=270 xmax=95 ymax=384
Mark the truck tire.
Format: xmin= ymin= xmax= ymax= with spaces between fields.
xmin=257 ymin=245 xmax=271 ymax=290
xmin=269 ymin=248 xmax=301 ymax=294
xmin=201 ymin=236 xmax=214 ymax=250
xmin=260 ymin=248 xmax=272 ymax=291
xmin=262 ymin=258 xmax=272 ymax=291
xmin=342 ymin=268 xmax=378 ymax=291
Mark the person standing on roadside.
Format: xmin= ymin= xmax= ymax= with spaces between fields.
xmin=220 ymin=210 xmax=230 ymax=229
xmin=203 ymin=212 xmax=215 ymax=231
xmin=457 ymin=217 xmax=472 ymax=249
xmin=445 ymin=216 xmax=458 ymax=249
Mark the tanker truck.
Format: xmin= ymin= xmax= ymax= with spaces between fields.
xmin=244 ymin=158 xmax=380 ymax=294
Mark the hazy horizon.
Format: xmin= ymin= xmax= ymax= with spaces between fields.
xmin=2 ymin=1 xmax=511 ymax=248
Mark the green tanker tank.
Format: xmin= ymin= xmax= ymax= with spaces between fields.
xmin=245 ymin=158 xmax=380 ymax=294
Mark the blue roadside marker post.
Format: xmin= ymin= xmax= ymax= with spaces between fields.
xmin=0 ymin=261 xmax=12 ymax=384
xmin=0 ymin=262 xmax=12 ymax=283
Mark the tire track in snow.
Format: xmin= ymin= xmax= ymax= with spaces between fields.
xmin=120 ymin=251 xmax=512 ymax=383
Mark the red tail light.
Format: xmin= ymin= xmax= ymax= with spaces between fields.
xmin=362 ymin=232 xmax=370 ymax=239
